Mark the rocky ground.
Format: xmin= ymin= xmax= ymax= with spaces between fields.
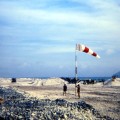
xmin=14 ymin=85 xmax=120 ymax=120
xmin=0 ymin=87 xmax=117 ymax=120
xmin=0 ymin=78 xmax=120 ymax=120
xmin=0 ymin=87 xmax=120 ymax=120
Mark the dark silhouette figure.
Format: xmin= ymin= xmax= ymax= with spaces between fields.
xmin=76 ymin=84 xmax=80 ymax=98
xmin=63 ymin=84 xmax=67 ymax=96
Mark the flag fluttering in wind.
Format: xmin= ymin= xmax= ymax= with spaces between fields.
xmin=74 ymin=43 xmax=100 ymax=96
xmin=76 ymin=44 xmax=100 ymax=58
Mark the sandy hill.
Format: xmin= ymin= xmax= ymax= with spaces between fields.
xmin=103 ymin=78 xmax=120 ymax=86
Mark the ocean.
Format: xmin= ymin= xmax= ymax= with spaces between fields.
xmin=33 ymin=77 xmax=111 ymax=81
xmin=77 ymin=77 xmax=111 ymax=81
xmin=0 ymin=77 xmax=111 ymax=82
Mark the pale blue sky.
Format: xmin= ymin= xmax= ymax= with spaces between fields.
xmin=0 ymin=0 xmax=120 ymax=77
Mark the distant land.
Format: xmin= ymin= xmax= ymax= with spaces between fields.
xmin=113 ymin=71 xmax=120 ymax=77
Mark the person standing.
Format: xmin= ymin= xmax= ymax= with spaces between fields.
xmin=76 ymin=84 xmax=80 ymax=98
xmin=63 ymin=84 xmax=67 ymax=96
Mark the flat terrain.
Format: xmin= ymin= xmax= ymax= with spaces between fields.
xmin=14 ymin=84 xmax=120 ymax=119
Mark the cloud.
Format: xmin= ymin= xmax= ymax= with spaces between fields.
xmin=0 ymin=0 xmax=120 ymax=49
xmin=106 ymin=49 xmax=115 ymax=55
xmin=0 ymin=0 xmax=120 ymax=77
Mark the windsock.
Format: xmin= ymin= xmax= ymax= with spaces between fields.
xmin=76 ymin=44 xmax=100 ymax=58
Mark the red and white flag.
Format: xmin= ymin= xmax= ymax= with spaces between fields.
xmin=76 ymin=44 xmax=100 ymax=58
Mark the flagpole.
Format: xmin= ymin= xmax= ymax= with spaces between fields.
xmin=75 ymin=44 xmax=77 ymax=96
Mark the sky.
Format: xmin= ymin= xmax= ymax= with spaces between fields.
xmin=0 ymin=0 xmax=120 ymax=78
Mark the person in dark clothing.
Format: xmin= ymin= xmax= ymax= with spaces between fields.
xmin=63 ymin=84 xmax=67 ymax=96
xmin=76 ymin=84 xmax=80 ymax=98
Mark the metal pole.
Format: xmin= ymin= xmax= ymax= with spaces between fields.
xmin=75 ymin=44 xmax=77 ymax=96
